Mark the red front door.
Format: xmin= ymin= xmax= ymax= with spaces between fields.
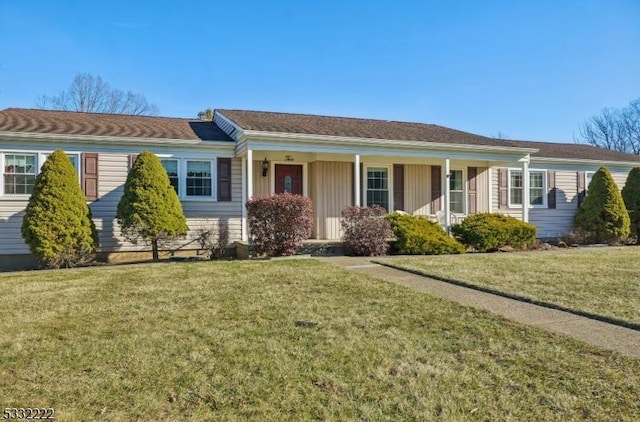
xmin=275 ymin=164 xmax=303 ymax=195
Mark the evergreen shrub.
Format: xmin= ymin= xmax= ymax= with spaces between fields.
xmin=451 ymin=213 xmax=537 ymax=252
xmin=116 ymin=151 xmax=188 ymax=261
xmin=574 ymin=167 xmax=630 ymax=244
xmin=386 ymin=212 xmax=465 ymax=255
xmin=21 ymin=150 xmax=98 ymax=268
xmin=246 ymin=193 xmax=313 ymax=257
xmin=621 ymin=167 xmax=640 ymax=240
xmin=341 ymin=205 xmax=392 ymax=256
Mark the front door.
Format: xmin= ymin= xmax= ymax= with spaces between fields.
xmin=275 ymin=164 xmax=303 ymax=195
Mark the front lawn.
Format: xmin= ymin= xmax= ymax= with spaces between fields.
xmin=1 ymin=260 xmax=639 ymax=420
xmin=377 ymin=247 xmax=640 ymax=326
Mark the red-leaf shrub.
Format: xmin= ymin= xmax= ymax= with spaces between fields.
xmin=246 ymin=193 xmax=314 ymax=257
xmin=341 ymin=205 xmax=393 ymax=256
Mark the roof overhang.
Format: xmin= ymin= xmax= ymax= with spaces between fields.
xmin=236 ymin=129 xmax=538 ymax=159
xmin=532 ymin=156 xmax=640 ymax=168
xmin=0 ymin=131 xmax=235 ymax=150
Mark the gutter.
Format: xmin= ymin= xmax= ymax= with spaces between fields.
xmin=0 ymin=131 xmax=236 ymax=150
xmin=239 ymin=130 xmax=539 ymax=155
xmin=532 ymin=156 xmax=640 ymax=167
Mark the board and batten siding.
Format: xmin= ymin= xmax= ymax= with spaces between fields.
xmin=309 ymin=161 xmax=353 ymax=240
xmin=475 ymin=167 xmax=490 ymax=213
xmin=403 ymin=164 xmax=431 ymax=215
xmin=252 ymin=160 xmax=270 ymax=198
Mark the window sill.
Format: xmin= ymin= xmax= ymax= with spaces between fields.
xmin=508 ymin=204 xmax=548 ymax=209
xmin=180 ymin=197 xmax=218 ymax=202
xmin=0 ymin=195 xmax=32 ymax=200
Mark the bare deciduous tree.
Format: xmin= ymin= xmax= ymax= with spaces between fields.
xmin=197 ymin=108 xmax=214 ymax=121
xmin=35 ymin=73 xmax=159 ymax=116
xmin=577 ymin=98 xmax=640 ymax=154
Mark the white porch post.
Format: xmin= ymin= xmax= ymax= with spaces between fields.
xmin=354 ymin=154 xmax=361 ymax=206
xmin=444 ymin=158 xmax=451 ymax=233
xmin=521 ymin=155 xmax=530 ymax=223
xmin=246 ymin=149 xmax=254 ymax=242
xmin=241 ymin=158 xmax=248 ymax=241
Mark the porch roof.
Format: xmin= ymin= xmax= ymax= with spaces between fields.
xmin=218 ymin=109 xmax=640 ymax=164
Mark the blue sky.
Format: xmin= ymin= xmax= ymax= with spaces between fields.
xmin=1 ymin=1 xmax=638 ymax=142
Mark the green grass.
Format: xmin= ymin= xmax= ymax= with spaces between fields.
xmin=377 ymin=247 xmax=640 ymax=326
xmin=1 ymin=260 xmax=639 ymax=420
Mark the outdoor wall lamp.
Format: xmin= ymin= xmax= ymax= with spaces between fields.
xmin=262 ymin=158 xmax=269 ymax=177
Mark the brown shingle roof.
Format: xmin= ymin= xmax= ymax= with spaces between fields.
xmin=218 ymin=109 xmax=640 ymax=163
xmin=0 ymin=108 xmax=232 ymax=141
xmin=218 ymin=109 xmax=518 ymax=149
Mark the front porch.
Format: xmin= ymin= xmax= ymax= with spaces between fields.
xmin=239 ymin=148 xmax=534 ymax=241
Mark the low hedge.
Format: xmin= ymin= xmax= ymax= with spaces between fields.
xmin=386 ymin=213 xmax=465 ymax=255
xmin=451 ymin=213 xmax=536 ymax=252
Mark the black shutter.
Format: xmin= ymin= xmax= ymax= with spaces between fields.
xmin=393 ymin=164 xmax=404 ymax=211
xmin=217 ymin=158 xmax=232 ymax=201
xmin=81 ymin=153 xmax=99 ymax=201
xmin=431 ymin=165 xmax=441 ymax=213
xmin=548 ymin=171 xmax=556 ymax=209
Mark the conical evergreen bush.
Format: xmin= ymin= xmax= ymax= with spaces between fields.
xmin=621 ymin=167 xmax=640 ymax=239
xmin=21 ymin=150 xmax=98 ymax=268
xmin=574 ymin=167 xmax=630 ymax=243
xmin=116 ymin=151 xmax=187 ymax=261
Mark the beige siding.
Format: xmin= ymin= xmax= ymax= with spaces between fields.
xmin=0 ymin=153 xmax=242 ymax=255
xmin=529 ymin=170 xmax=579 ymax=238
xmin=611 ymin=171 xmax=627 ymax=190
xmin=476 ymin=167 xmax=489 ymax=213
xmin=404 ymin=164 xmax=431 ymax=215
xmin=252 ymin=160 xmax=270 ymax=197
xmin=310 ymin=161 xmax=352 ymax=240
xmin=0 ymin=199 xmax=30 ymax=254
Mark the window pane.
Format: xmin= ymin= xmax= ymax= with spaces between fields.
xmin=450 ymin=170 xmax=463 ymax=191
xmin=510 ymin=171 xmax=522 ymax=188
xmin=186 ymin=161 xmax=211 ymax=196
xmin=450 ymin=191 xmax=464 ymax=213
xmin=510 ymin=188 xmax=523 ymax=205
xmin=530 ymin=172 xmax=543 ymax=188
xmin=530 ymin=188 xmax=544 ymax=205
xmin=366 ymin=167 xmax=389 ymax=211
xmin=161 ymin=159 xmax=179 ymax=194
xmin=4 ymin=154 xmax=37 ymax=194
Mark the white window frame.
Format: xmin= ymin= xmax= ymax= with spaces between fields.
xmin=585 ymin=171 xmax=595 ymax=194
xmin=363 ymin=164 xmax=393 ymax=212
xmin=508 ymin=168 xmax=547 ymax=209
xmin=449 ymin=168 xmax=466 ymax=215
xmin=1 ymin=150 xmax=81 ymax=198
xmin=156 ymin=154 xmax=217 ymax=201
xmin=159 ymin=158 xmax=180 ymax=196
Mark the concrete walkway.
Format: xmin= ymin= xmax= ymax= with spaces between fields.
xmin=319 ymin=256 xmax=640 ymax=358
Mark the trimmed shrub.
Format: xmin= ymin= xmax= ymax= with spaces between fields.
xmin=21 ymin=150 xmax=98 ymax=268
xmin=246 ymin=193 xmax=313 ymax=257
xmin=622 ymin=167 xmax=640 ymax=239
xmin=116 ymin=151 xmax=188 ymax=262
xmin=341 ymin=205 xmax=393 ymax=256
xmin=575 ymin=167 xmax=630 ymax=244
xmin=451 ymin=213 xmax=537 ymax=252
xmin=386 ymin=212 xmax=465 ymax=255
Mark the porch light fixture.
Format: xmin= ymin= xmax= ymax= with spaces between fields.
xmin=262 ymin=158 xmax=269 ymax=177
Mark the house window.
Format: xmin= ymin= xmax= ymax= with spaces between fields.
xmin=509 ymin=169 xmax=546 ymax=207
xmin=449 ymin=169 xmax=465 ymax=214
xmin=4 ymin=154 xmax=37 ymax=195
xmin=186 ymin=160 xmax=212 ymax=197
xmin=160 ymin=159 xmax=179 ymax=194
xmin=366 ymin=166 xmax=389 ymax=211
xmin=585 ymin=171 xmax=595 ymax=193
xmin=42 ymin=153 xmax=80 ymax=175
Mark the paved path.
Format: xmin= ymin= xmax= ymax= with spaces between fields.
xmin=319 ymin=256 xmax=640 ymax=358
